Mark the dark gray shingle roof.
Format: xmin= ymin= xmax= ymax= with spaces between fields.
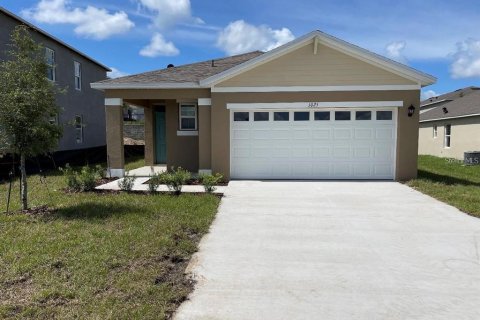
xmin=420 ymin=87 xmax=480 ymax=121
xmin=97 ymin=51 xmax=264 ymax=85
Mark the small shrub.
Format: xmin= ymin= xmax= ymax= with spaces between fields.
xmin=200 ymin=173 xmax=224 ymax=193
xmin=147 ymin=172 xmax=163 ymax=193
xmin=60 ymin=164 xmax=81 ymax=192
xmin=118 ymin=174 xmax=136 ymax=191
xmin=60 ymin=164 xmax=104 ymax=192
xmin=160 ymin=167 xmax=191 ymax=195
xmin=78 ymin=165 xmax=103 ymax=191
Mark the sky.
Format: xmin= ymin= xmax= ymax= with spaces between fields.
xmin=2 ymin=0 xmax=480 ymax=99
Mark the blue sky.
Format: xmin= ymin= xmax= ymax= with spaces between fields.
xmin=3 ymin=0 xmax=480 ymax=98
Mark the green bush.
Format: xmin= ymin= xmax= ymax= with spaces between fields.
xmin=60 ymin=164 xmax=81 ymax=192
xmin=147 ymin=172 xmax=163 ymax=193
xmin=199 ymin=173 xmax=224 ymax=193
xmin=60 ymin=164 xmax=103 ymax=192
xmin=118 ymin=174 xmax=136 ymax=191
xmin=160 ymin=167 xmax=191 ymax=195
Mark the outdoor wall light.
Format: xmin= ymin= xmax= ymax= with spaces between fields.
xmin=408 ymin=104 xmax=415 ymax=117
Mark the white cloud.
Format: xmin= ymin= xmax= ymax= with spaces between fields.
xmin=217 ymin=20 xmax=294 ymax=56
xmin=107 ymin=68 xmax=129 ymax=79
xmin=140 ymin=33 xmax=179 ymax=57
xmin=385 ymin=41 xmax=407 ymax=64
xmin=22 ymin=0 xmax=134 ymax=40
xmin=421 ymin=89 xmax=439 ymax=101
xmin=450 ymin=38 xmax=480 ymax=79
xmin=136 ymin=0 xmax=196 ymax=29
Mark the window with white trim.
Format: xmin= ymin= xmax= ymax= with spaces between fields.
xmin=179 ymin=104 xmax=197 ymax=130
xmin=75 ymin=115 xmax=83 ymax=144
xmin=433 ymin=125 xmax=438 ymax=138
xmin=45 ymin=47 xmax=56 ymax=81
xmin=74 ymin=61 xmax=81 ymax=90
xmin=444 ymin=124 xmax=451 ymax=148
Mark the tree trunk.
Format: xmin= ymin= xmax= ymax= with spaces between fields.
xmin=20 ymin=153 xmax=28 ymax=210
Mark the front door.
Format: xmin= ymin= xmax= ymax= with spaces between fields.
xmin=155 ymin=110 xmax=166 ymax=163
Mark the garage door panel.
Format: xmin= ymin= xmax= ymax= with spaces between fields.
xmin=231 ymin=108 xmax=395 ymax=180
xmin=232 ymin=129 xmax=250 ymax=140
xmin=334 ymin=128 xmax=352 ymax=139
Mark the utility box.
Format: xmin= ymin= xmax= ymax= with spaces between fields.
xmin=464 ymin=151 xmax=480 ymax=165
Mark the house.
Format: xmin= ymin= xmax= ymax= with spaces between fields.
xmin=91 ymin=30 xmax=436 ymax=180
xmin=0 ymin=6 xmax=109 ymax=153
xmin=419 ymin=86 xmax=480 ymax=159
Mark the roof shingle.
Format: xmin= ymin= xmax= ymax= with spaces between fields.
xmin=420 ymin=87 xmax=480 ymax=121
xmin=97 ymin=51 xmax=264 ymax=85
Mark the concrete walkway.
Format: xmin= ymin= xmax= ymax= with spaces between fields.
xmin=175 ymin=181 xmax=480 ymax=320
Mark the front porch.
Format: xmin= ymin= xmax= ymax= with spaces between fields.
xmin=104 ymin=92 xmax=212 ymax=178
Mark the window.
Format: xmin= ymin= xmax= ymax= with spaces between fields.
xmin=74 ymin=61 xmax=81 ymax=90
xmin=376 ymin=111 xmax=392 ymax=120
xmin=179 ymin=104 xmax=197 ymax=130
xmin=294 ymin=112 xmax=310 ymax=121
xmin=45 ymin=47 xmax=55 ymax=81
xmin=433 ymin=125 xmax=438 ymax=138
xmin=444 ymin=124 xmax=451 ymax=148
xmin=274 ymin=112 xmax=289 ymax=121
xmin=335 ymin=111 xmax=351 ymax=121
xmin=254 ymin=112 xmax=269 ymax=121
xmin=49 ymin=114 xmax=58 ymax=125
xmin=234 ymin=112 xmax=249 ymax=121
xmin=314 ymin=111 xmax=330 ymax=121
xmin=75 ymin=115 xmax=83 ymax=144
xmin=355 ymin=111 xmax=371 ymax=120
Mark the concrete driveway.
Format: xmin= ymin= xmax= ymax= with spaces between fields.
xmin=175 ymin=181 xmax=480 ymax=320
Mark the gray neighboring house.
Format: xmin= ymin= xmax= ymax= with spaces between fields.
xmin=419 ymin=86 xmax=480 ymax=159
xmin=0 ymin=6 xmax=109 ymax=152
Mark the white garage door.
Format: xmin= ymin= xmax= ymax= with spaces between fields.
xmin=230 ymin=108 xmax=397 ymax=180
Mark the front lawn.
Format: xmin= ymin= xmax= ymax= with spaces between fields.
xmin=0 ymin=159 xmax=220 ymax=319
xmin=407 ymin=155 xmax=480 ymax=217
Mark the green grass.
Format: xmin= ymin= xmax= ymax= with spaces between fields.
xmin=0 ymin=157 xmax=220 ymax=319
xmin=407 ymin=155 xmax=480 ymax=217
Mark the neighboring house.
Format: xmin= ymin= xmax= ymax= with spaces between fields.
xmin=92 ymin=30 xmax=436 ymax=180
xmin=0 ymin=6 xmax=109 ymax=152
xmin=419 ymin=86 xmax=480 ymax=159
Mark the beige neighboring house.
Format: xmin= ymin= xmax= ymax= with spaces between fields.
xmin=91 ymin=30 xmax=435 ymax=181
xmin=419 ymin=87 xmax=480 ymax=159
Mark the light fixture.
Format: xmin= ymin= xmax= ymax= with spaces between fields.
xmin=408 ymin=105 xmax=415 ymax=117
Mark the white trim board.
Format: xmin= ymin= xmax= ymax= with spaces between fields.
xmin=227 ymin=101 xmax=404 ymax=110
xmin=212 ymin=85 xmax=420 ymax=93
xmin=420 ymin=113 xmax=480 ymax=123
xmin=105 ymin=98 xmax=123 ymax=106
xmin=198 ymin=98 xmax=212 ymax=106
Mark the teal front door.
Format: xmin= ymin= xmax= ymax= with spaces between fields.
xmin=155 ymin=111 xmax=166 ymax=163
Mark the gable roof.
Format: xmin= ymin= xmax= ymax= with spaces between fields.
xmin=0 ymin=6 xmax=110 ymax=71
xmin=92 ymin=29 xmax=436 ymax=90
xmin=420 ymin=87 xmax=480 ymax=122
xmin=200 ymin=30 xmax=436 ymax=87
xmin=92 ymin=51 xmax=263 ymax=89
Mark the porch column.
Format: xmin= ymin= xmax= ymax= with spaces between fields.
xmin=105 ymin=98 xmax=125 ymax=177
xmin=144 ymin=106 xmax=155 ymax=166
xmin=198 ymin=98 xmax=212 ymax=175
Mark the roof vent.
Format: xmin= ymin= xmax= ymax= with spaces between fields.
xmin=167 ymin=64 xmax=174 ymax=68
xmin=211 ymin=60 xmax=215 ymax=67
xmin=443 ymin=107 xmax=448 ymax=114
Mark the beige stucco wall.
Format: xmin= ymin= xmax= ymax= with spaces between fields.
xmin=218 ymin=42 xmax=416 ymax=87
xmin=211 ymin=90 xmax=420 ymax=181
xmin=105 ymin=105 xmax=124 ymax=169
xmin=419 ymin=116 xmax=480 ymax=159
xmin=198 ymin=105 xmax=212 ymax=170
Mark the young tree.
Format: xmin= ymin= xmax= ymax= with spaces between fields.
xmin=0 ymin=25 xmax=62 ymax=210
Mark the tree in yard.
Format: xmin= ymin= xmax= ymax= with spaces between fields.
xmin=0 ymin=25 xmax=62 ymax=210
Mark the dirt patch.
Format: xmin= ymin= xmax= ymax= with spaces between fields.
xmin=0 ymin=274 xmax=35 ymax=316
